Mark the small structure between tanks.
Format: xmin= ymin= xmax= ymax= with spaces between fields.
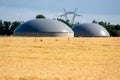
xmin=13 ymin=19 xmax=74 ymax=37
xmin=72 ymin=23 xmax=110 ymax=37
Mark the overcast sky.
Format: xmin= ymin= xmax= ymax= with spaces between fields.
xmin=0 ymin=0 xmax=120 ymax=24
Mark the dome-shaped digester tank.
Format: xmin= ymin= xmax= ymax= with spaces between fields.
xmin=72 ymin=23 xmax=110 ymax=37
xmin=14 ymin=19 xmax=74 ymax=37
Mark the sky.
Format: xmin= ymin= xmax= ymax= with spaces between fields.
xmin=0 ymin=0 xmax=120 ymax=24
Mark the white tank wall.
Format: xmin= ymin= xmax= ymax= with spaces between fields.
xmin=14 ymin=32 xmax=74 ymax=37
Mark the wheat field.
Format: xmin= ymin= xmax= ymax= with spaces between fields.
xmin=0 ymin=37 xmax=120 ymax=80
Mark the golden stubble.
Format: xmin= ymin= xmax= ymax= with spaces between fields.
xmin=0 ymin=37 xmax=120 ymax=80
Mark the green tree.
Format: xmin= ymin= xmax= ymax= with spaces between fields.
xmin=36 ymin=14 xmax=46 ymax=19
xmin=0 ymin=21 xmax=11 ymax=35
xmin=0 ymin=20 xmax=3 ymax=35
xmin=57 ymin=18 xmax=72 ymax=28
xmin=9 ymin=21 xmax=21 ymax=34
xmin=114 ymin=25 xmax=120 ymax=30
xmin=92 ymin=20 xmax=97 ymax=24
xmin=3 ymin=21 xmax=11 ymax=29
xmin=0 ymin=20 xmax=2 ymax=30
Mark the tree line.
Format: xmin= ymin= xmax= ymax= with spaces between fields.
xmin=0 ymin=20 xmax=21 ymax=36
xmin=0 ymin=14 xmax=120 ymax=36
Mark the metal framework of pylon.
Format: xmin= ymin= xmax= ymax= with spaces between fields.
xmin=60 ymin=8 xmax=80 ymax=24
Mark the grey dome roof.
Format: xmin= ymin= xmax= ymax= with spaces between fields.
xmin=72 ymin=23 xmax=110 ymax=37
xmin=14 ymin=19 xmax=73 ymax=33
xmin=13 ymin=19 xmax=74 ymax=37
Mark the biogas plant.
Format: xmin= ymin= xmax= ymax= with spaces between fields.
xmin=13 ymin=9 xmax=110 ymax=37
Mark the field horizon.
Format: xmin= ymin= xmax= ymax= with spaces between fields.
xmin=0 ymin=37 xmax=120 ymax=80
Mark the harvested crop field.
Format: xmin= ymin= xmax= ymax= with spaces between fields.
xmin=0 ymin=37 xmax=120 ymax=80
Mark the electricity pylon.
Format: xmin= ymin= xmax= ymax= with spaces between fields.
xmin=60 ymin=8 xmax=81 ymax=24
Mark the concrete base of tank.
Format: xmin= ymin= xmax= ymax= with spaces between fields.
xmin=13 ymin=32 xmax=74 ymax=37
